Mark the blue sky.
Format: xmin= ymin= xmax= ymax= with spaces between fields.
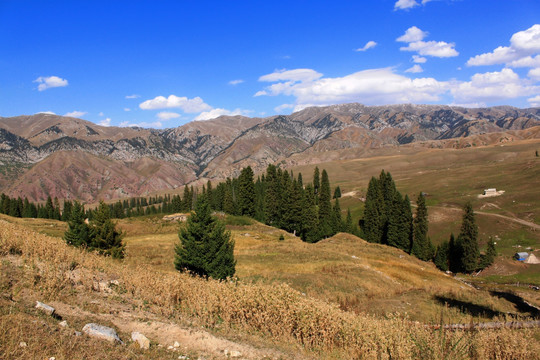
xmin=1 ymin=0 xmax=539 ymax=128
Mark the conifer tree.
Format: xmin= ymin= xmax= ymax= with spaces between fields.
xmin=223 ymin=178 xmax=236 ymax=215
xmin=434 ymin=240 xmax=450 ymax=271
xmin=301 ymin=183 xmax=319 ymax=243
xmin=333 ymin=186 xmax=342 ymax=199
xmin=53 ymin=197 xmax=61 ymax=220
xmin=62 ymin=200 xmax=73 ymax=221
xmin=264 ymin=165 xmax=281 ymax=226
xmin=344 ymin=208 xmax=354 ymax=234
xmin=331 ymin=197 xmax=343 ymax=233
xmin=363 ymin=177 xmax=384 ymax=243
xmin=64 ymin=201 xmax=93 ymax=248
xmin=411 ymin=193 xmax=430 ymax=260
xmin=90 ymin=201 xmax=125 ymax=259
xmin=480 ymin=237 xmax=497 ymax=269
xmin=45 ymin=196 xmax=55 ymax=219
xmin=387 ymin=192 xmax=412 ymax=251
xmin=237 ymin=166 xmax=256 ymax=217
xmin=282 ymin=178 xmax=303 ymax=235
xmin=313 ymin=166 xmax=320 ymax=197
xmin=175 ymin=195 xmax=235 ymax=280
xmin=318 ymin=169 xmax=333 ymax=238
xmin=457 ymin=202 xmax=480 ymax=273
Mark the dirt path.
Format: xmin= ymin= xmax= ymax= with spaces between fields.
xmin=51 ymin=301 xmax=288 ymax=359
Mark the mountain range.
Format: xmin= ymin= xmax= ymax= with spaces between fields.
xmin=1 ymin=103 xmax=539 ymax=202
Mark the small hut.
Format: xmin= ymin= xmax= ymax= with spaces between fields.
xmin=514 ymin=252 xmax=529 ymax=261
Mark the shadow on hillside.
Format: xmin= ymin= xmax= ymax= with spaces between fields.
xmin=434 ymin=296 xmax=504 ymax=319
xmin=489 ymin=290 xmax=540 ymax=319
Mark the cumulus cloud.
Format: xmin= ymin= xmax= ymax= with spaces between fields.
xmin=467 ymin=24 xmax=540 ymax=67
xmin=99 ymin=118 xmax=112 ymax=127
xmin=36 ymin=111 xmax=56 ymax=115
xmin=139 ymin=95 xmax=212 ymax=112
xmin=397 ymin=26 xmax=458 ymax=58
xmin=229 ymin=79 xmax=244 ymax=85
xmin=120 ymin=120 xmax=163 ymax=128
xmin=528 ymin=95 xmax=540 ymax=107
xmin=124 ymin=108 xmax=131 ymax=112
xmin=412 ymin=55 xmax=427 ymax=63
xmin=356 ymin=41 xmax=377 ymax=52
xmin=34 ymin=76 xmax=68 ymax=91
xmin=405 ymin=65 xmax=424 ymax=73
xmin=397 ymin=26 xmax=428 ymax=43
xmin=64 ymin=111 xmax=87 ymax=118
xmin=125 ymin=94 xmax=140 ymax=99
xmin=194 ymin=108 xmax=251 ymax=121
xmin=528 ymin=67 xmax=540 ymax=81
xmin=394 ymin=0 xmax=419 ymax=10
xmin=451 ymin=68 xmax=539 ymax=103
xmin=256 ymin=67 xmax=448 ymax=110
xmin=156 ymin=111 xmax=181 ymax=120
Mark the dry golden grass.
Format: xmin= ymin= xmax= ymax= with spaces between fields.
xmin=2 ymin=219 xmax=539 ymax=359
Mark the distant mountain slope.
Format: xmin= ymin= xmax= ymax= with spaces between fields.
xmin=1 ymin=104 xmax=539 ymax=201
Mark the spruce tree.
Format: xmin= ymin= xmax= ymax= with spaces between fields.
xmin=344 ymin=208 xmax=354 ymax=234
xmin=175 ymin=196 xmax=235 ymax=280
xmin=45 ymin=196 xmax=55 ymax=219
xmin=333 ymin=186 xmax=342 ymax=199
xmin=313 ymin=166 xmax=320 ymax=197
xmin=457 ymin=202 xmax=480 ymax=273
xmin=434 ymin=240 xmax=450 ymax=271
xmin=363 ymin=177 xmax=384 ymax=243
xmin=387 ymin=192 xmax=412 ymax=251
xmin=480 ymin=237 xmax=497 ymax=269
xmin=411 ymin=193 xmax=430 ymax=260
xmin=317 ymin=169 xmax=333 ymax=239
xmin=331 ymin=197 xmax=343 ymax=233
xmin=301 ymin=184 xmax=319 ymax=242
xmin=264 ymin=164 xmax=281 ymax=226
xmin=90 ymin=201 xmax=125 ymax=259
xmin=237 ymin=166 xmax=256 ymax=217
xmin=64 ymin=201 xmax=93 ymax=248
xmin=282 ymin=179 xmax=303 ymax=235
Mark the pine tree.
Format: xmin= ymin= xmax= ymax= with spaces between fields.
xmin=237 ymin=166 xmax=256 ymax=217
xmin=62 ymin=200 xmax=73 ymax=221
xmin=45 ymin=196 xmax=54 ymax=219
xmin=457 ymin=202 xmax=480 ymax=273
xmin=90 ymin=201 xmax=125 ymax=259
xmin=411 ymin=193 xmax=430 ymax=260
xmin=64 ymin=201 xmax=93 ymax=248
xmin=313 ymin=166 xmax=320 ymax=198
xmin=53 ymin=197 xmax=61 ymax=220
xmin=175 ymin=196 xmax=235 ymax=280
xmin=344 ymin=208 xmax=354 ymax=234
xmin=264 ymin=165 xmax=281 ymax=226
xmin=333 ymin=186 xmax=342 ymax=199
xmin=434 ymin=240 xmax=450 ymax=271
xmin=223 ymin=179 xmax=236 ymax=215
xmin=282 ymin=179 xmax=303 ymax=235
xmin=300 ymin=184 xmax=319 ymax=243
xmin=318 ymin=169 xmax=333 ymax=239
xmin=387 ymin=191 xmax=412 ymax=251
xmin=363 ymin=177 xmax=384 ymax=243
xmin=331 ymin=197 xmax=343 ymax=233
xmin=481 ymin=237 xmax=497 ymax=269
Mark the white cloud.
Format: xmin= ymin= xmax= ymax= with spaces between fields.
xmin=99 ymin=118 xmax=112 ymax=127
xmin=356 ymin=41 xmax=377 ymax=52
xmin=412 ymin=55 xmax=427 ymax=63
xmin=36 ymin=111 xmax=56 ymax=115
xmin=64 ymin=111 xmax=87 ymax=118
xmin=397 ymin=26 xmax=458 ymax=58
xmin=509 ymin=55 xmax=540 ymax=68
xmin=229 ymin=79 xmax=244 ymax=85
xmin=394 ymin=0 xmax=419 ymax=10
xmin=528 ymin=95 xmax=540 ymax=107
xmin=139 ymin=95 xmax=212 ymax=112
xmin=194 ymin=108 xmax=251 ymax=121
xmin=33 ymin=76 xmax=68 ymax=91
xmin=125 ymin=94 xmax=140 ymax=99
xmin=467 ymin=24 xmax=540 ymax=67
xmin=259 ymin=68 xmax=323 ymax=83
xmin=405 ymin=65 xmax=424 ymax=73
xmin=449 ymin=102 xmax=487 ymax=108
xmin=256 ymin=67 xmax=448 ymax=109
xmin=274 ymin=104 xmax=295 ymax=113
xmin=528 ymin=67 xmax=540 ymax=81
xmin=120 ymin=120 xmax=163 ymax=128
xmin=401 ymin=40 xmax=458 ymax=57
xmin=99 ymin=112 xmax=104 ymax=116
xmin=156 ymin=111 xmax=181 ymax=120
xmin=451 ymin=68 xmax=539 ymax=103
xmin=124 ymin=108 xmax=131 ymax=112
xmin=397 ymin=26 xmax=428 ymax=42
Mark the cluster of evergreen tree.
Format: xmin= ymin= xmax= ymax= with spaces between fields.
xmin=433 ymin=202 xmax=496 ymax=273
xmin=0 ymin=193 xmax=75 ymax=221
xmin=207 ymin=165 xmax=358 ymax=243
xmin=64 ymin=200 xmax=125 ymax=259
xmin=361 ymin=170 xmax=433 ymax=260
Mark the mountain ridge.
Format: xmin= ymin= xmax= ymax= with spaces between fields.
xmin=1 ymin=103 xmax=539 ymax=201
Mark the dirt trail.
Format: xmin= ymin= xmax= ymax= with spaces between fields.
xmin=51 ymin=301 xmax=287 ymax=359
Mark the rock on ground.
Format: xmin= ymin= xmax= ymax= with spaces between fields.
xmin=35 ymin=301 xmax=55 ymax=316
xmin=131 ymin=331 xmax=150 ymax=350
xmin=82 ymin=323 xmax=122 ymax=343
